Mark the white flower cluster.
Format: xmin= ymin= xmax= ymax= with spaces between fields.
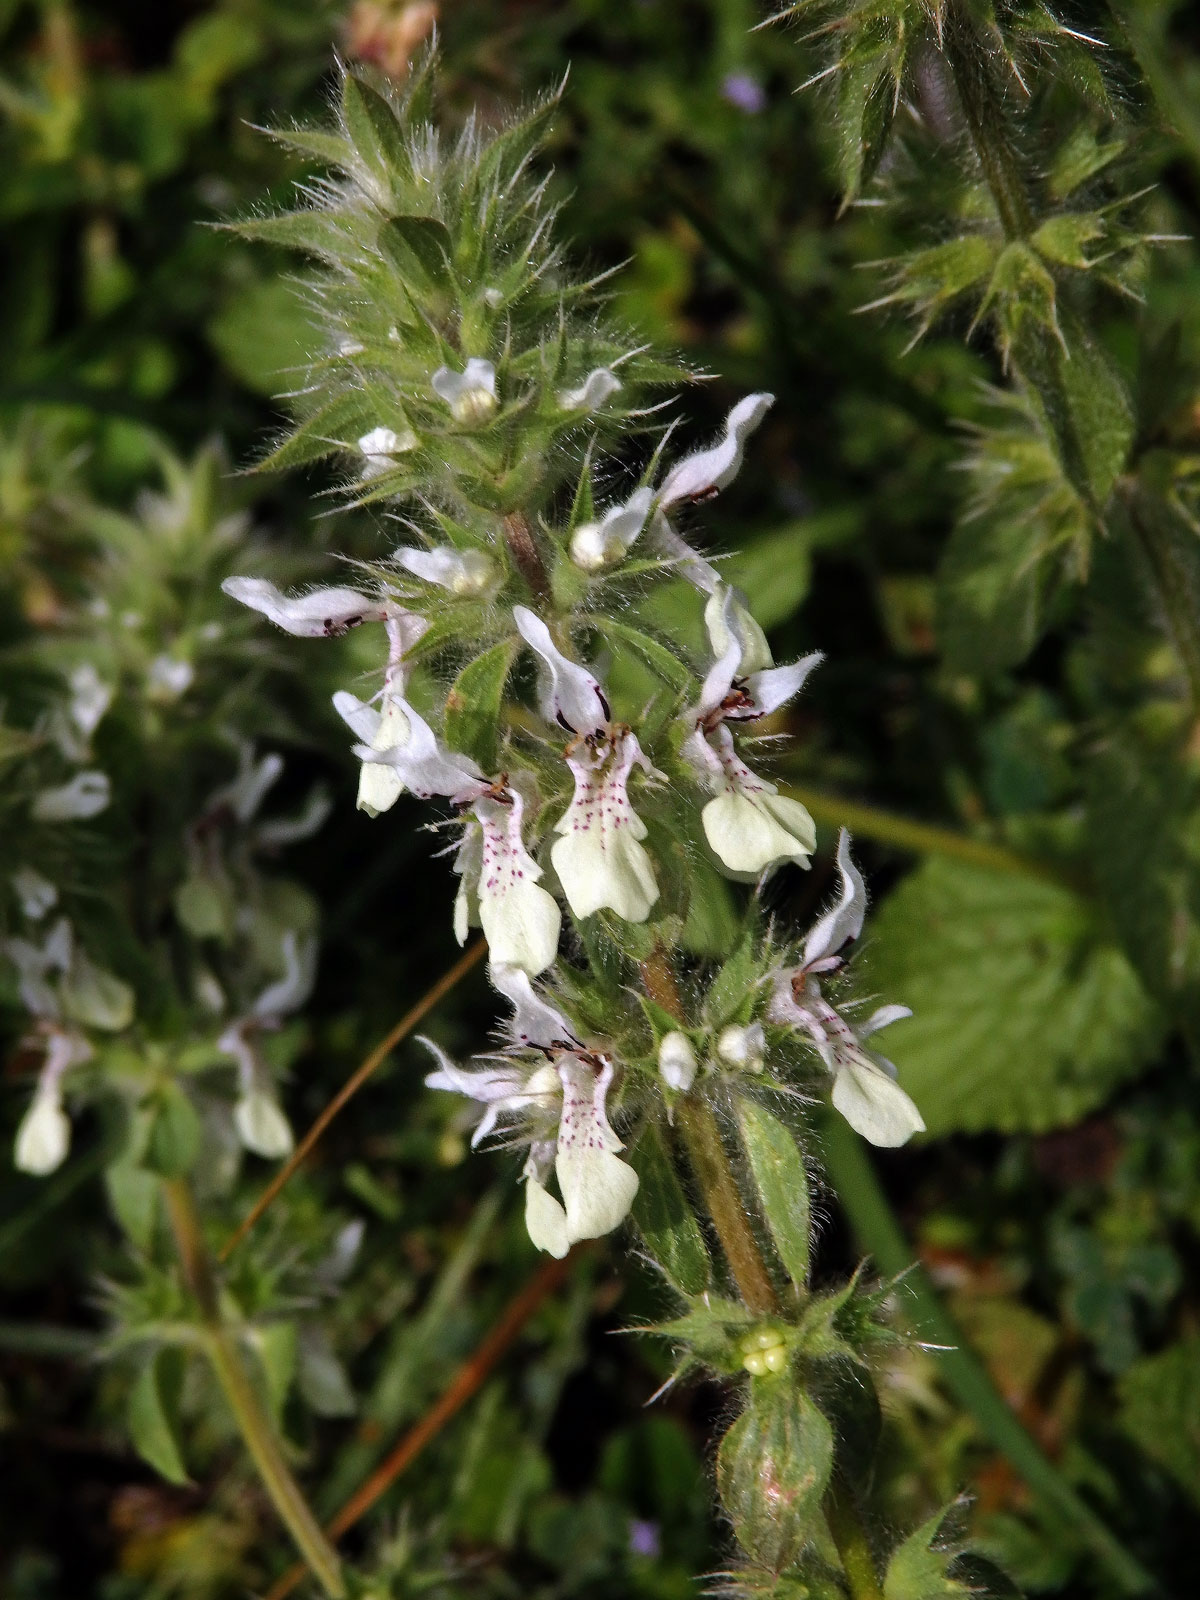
xmin=220 ymin=382 xmax=923 ymax=1249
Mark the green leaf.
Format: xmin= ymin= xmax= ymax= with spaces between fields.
xmin=864 ymin=859 xmax=1164 ymax=1134
xmin=1032 ymin=212 xmax=1106 ymax=270
xmin=263 ymin=124 xmax=353 ymax=169
xmin=736 ymin=1100 xmax=811 ymax=1291
xmin=379 ymin=215 xmax=454 ymax=291
xmin=1017 ymin=308 xmax=1133 ymax=509
xmin=600 ymin=618 xmax=692 ymax=693
xmin=703 ymin=934 xmax=761 ymax=1030
xmin=716 ymin=1384 xmax=833 ymax=1571
xmin=144 ymin=1084 xmax=202 ymax=1178
xmin=630 ymin=1123 xmax=712 ymax=1296
xmin=251 ymin=1321 xmax=298 ymax=1422
xmin=937 ymin=390 xmax=1087 ymax=675
xmin=226 ymin=209 xmax=351 ymax=261
xmin=208 ymin=278 xmax=314 ymax=396
xmin=1085 ymin=717 xmax=1200 ymax=1031
xmin=884 ymin=1500 xmax=1021 ymax=1600
xmin=937 ymin=490 xmax=1066 ymax=674
xmin=105 ymin=1159 xmax=161 ymax=1252
xmin=129 ymin=1347 xmax=189 ymax=1485
xmin=1118 ymin=1337 xmax=1200 ymax=1506
xmin=254 ymin=391 xmax=386 ymax=474
xmin=444 ymin=638 xmax=517 ymax=772
xmin=342 ymin=71 xmax=410 ymax=185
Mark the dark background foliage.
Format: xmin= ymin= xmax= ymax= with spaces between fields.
xmin=5 ymin=1 xmax=1200 ymax=1595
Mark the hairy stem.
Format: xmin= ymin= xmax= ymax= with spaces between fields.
xmin=641 ymin=950 xmax=780 ymax=1315
xmin=819 ymin=1117 xmax=1161 ymax=1597
xmin=827 ymin=1488 xmax=886 ymax=1600
xmin=941 ymin=1 xmax=1033 ymax=241
xmin=503 ymin=510 xmax=549 ymax=598
xmin=676 ymin=1098 xmax=780 ymax=1315
xmin=163 ymin=1179 xmax=346 ymax=1598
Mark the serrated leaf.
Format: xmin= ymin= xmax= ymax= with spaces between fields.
xmin=1032 ymin=212 xmax=1105 ymax=269
xmin=885 ymin=1504 xmax=972 ymax=1600
xmin=1085 ymin=716 xmax=1200 ymax=1030
xmin=443 ymin=639 xmax=517 ymax=772
xmin=129 ymin=1347 xmax=189 ymax=1485
xmin=863 ymin=859 xmax=1163 ymax=1134
xmin=630 ymin=1123 xmax=712 ymax=1296
xmin=736 ymin=1100 xmax=811 ymax=1291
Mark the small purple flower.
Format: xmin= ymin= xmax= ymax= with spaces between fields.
xmin=629 ymin=1518 xmax=661 ymax=1558
xmin=721 ymin=73 xmax=766 ymax=115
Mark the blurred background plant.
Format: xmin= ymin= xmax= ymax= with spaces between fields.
xmin=4 ymin=1 xmax=1200 ymax=1597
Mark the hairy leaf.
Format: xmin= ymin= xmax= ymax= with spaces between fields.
xmin=864 ymin=859 xmax=1163 ymax=1134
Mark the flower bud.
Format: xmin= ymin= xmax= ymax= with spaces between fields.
xmin=658 ymin=1031 xmax=698 ymax=1092
xmin=716 ymin=1384 xmax=833 ymax=1573
xmin=396 ymin=545 xmax=497 ymax=596
xmin=716 ymin=1022 xmax=765 ymax=1073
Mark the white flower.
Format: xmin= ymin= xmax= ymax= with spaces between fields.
xmin=32 ymin=770 xmax=110 ymax=822
xmin=424 ymin=965 xmax=639 ymax=1257
xmin=331 ymin=613 xmax=428 ymax=816
xmin=218 ymin=931 xmax=313 ymax=1160
xmin=767 ymin=831 xmax=924 ymax=1148
xmin=396 ymin=545 xmax=497 ymax=596
xmin=358 ymin=425 xmax=417 ymax=477
xmin=234 ymin=1091 xmax=295 ymax=1159
xmin=683 ymin=584 xmax=821 ymax=879
xmin=13 ymin=1027 xmax=91 ymax=1177
xmin=250 ymin=930 xmax=318 ymax=1021
xmin=569 ymin=488 xmax=654 ymax=572
xmin=512 ymin=606 xmax=659 ymax=922
xmin=513 ymin=606 xmax=610 ymax=735
xmin=68 ymin=663 xmax=112 ymax=738
xmin=11 ymin=867 xmax=57 ymax=920
xmin=14 ymin=1086 xmax=71 ymax=1176
xmin=222 ymin=576 xmax=387 ymax=637
xmin=558 ymin=367 xmax=622 ymax=413
xmin=208 ymin=745 xmax=284 ymax=823
xmin=351 ymin=696 xmax=486 ymax=805
xmin=657 ymin=393 xmax=774 ymax=510
xmin=453 ymin=787 xmax=562 ymax=977
xmin=715 ymin=1022 xmax=765 ymax=1073
xmin=658 ymin=1031 xmax=698 ymax=1092
xmin=146 ymin=655 xmax=195 ymax=700
xmin=432 ymin=357 xmax=498 ymax=425
xmin=692 ymin=727 xmax=817 ymax=879
xmin=552 ymin=731 xmax=659 ymax=922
